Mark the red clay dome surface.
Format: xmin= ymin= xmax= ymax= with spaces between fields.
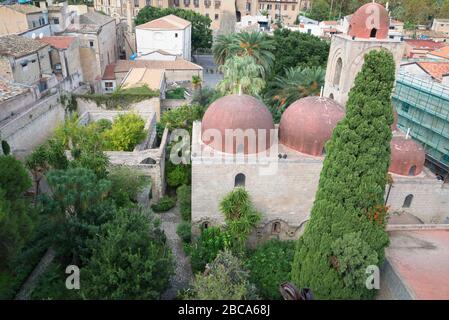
xmin=279 ymin=96 xmax=345 ymax=156
xmin=389 ymin=135 xmax=426 ymax=176
xmin=348 ymin=2 xmax=389 ymax=39
xmin=201 ymin=94 xmax=275 ymax=154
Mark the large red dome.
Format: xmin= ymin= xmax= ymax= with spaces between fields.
xmin=201 ymin=94 xmax=275 ymax=154
xmin=348 ymin=3 xmax=390 ymax=39
xmin=279 ymin=96 xmax=345 ymax=156
xmin=389 ymin=135 xmax=426 ymax=176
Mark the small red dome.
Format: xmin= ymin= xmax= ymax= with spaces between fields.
xmin=348 ymin=3 xmax=389 ymax=39
xmin=201 ymin=94 xmax=275 ymax=154
xmin=389 ymin=135 xmax=425 ymax=176
xmin=279 ymin=96 xmax=345 ymax=156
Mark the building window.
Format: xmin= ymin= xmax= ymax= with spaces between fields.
xmin=32 ymin=21 xmax=36 ymax=28
xmin=401 ymin=103 xmax=410 ymax=113
xmin=215 ymin=13 xmax=219 ymax=20
xmin=146 ymin=0 xmax=152 ymax=6
xmin=370 ymin=28 xmax=377 ymax=38
xmin=53 ymin=18 xmax=60 ymax=24
xmin=194 ymin=0 xmax=199 ymax=7
xmin=234 ymin=173 xmax=245 ymax=187
xmin=134 ymin=0 xmax=139 ymax=7
xmin=292 ymin=5 xmax=295 ymax=11
xmin=184 ymin=0 xmax=190 ymax=6
xmin=272 ymin=222 xmax=281 ymax=234
xmin=267 ymin=4 xmax=272 ymax=10
xmin=246 ymin=2 xmax=251 ymax=11
xmin=284 ymin=5 xmax=287 ymax=10
xmin=89 ymin=40 xmax=94 ymax=48
xmin=205 ymin=13 xmax=209 ymax=18
xmin=409 ymin=165 xmax=417 ymax=176
xmin=175 ymin=33 xmax=178 ymax=38
xmin=333 ymin=57 xmax=342 ymax=88
xmin=403 ymin=194 xmax=414 ymax=208
xmin=204 ymin=0 xmax=211 ymax=8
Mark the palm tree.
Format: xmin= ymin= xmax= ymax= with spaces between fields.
xmin=212 ymin=33 xmax=238 ymax=65
xmin=265 ymin=66 xmax=325 ymax=108
xmin=217 ymin=55 xmax=265 ymax=97
xmin=233 ymin=31 xmax=275 ymax=76
xmin=212 ymin=32 xmax=275 ymax=77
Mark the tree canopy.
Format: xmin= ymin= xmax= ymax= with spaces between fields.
xmin=291 ymin=50 xmax=396 ymax=299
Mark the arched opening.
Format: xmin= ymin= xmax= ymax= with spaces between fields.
xmin=234 ymin=173 xmax=246 ymax=187
xmin=140 ymin=157 xmax=156 ymax=164
xmin=236 ymin=11 xmax=241 ymax=22
xmin=403 ymin=194 xmax=414 ymax=208
xmin=272 ymin=222 xmax=281 ymax=234
xmin=408 ymin=165 xmax=416 ymax=176
xmin=329 ymin=93 xmax=334 ymax=100
xmin=333 ymin=58 xmax=342 ymax=88
xmin=201 ymin=221 xmax=209 ymax=230
xmin=370 ymin=28 xmax=377 ymax=38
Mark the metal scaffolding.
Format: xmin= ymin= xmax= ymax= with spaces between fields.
xmin=392 ymin=72 xmax=449 ymax=175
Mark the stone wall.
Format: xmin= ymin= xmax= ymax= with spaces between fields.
xmin=0 ymin=93 xmax=64 ymax=158
xmin=0 ymin=89 xmax=37 ymax=124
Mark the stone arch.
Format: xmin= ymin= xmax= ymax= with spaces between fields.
xmin=370 ymin=28 xmax=377 ymax=38
xmin=333 ymin=57 xmax=343 ymax=88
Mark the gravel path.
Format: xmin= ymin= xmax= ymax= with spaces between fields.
xmin=160 ymin=204 xmax=193 ymax=300
xmin=138 ymin=187 xmax=193 ymax=300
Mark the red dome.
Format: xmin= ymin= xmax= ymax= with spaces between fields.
xmin=389 ymin=135 xmax=425 ymax=176
xmin=279 ymin=96 xmax=345 ymax=156
xmin=348 ymin=3 xmax=389 ymax=39
xmin=201 ymin=94 xmax=275 ymax=154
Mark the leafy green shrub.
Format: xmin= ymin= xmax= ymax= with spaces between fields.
xmin=103 ymin=113 xmax=146 ymax=151
xmin=96 ymin=119 xmax=112 ymax=132
xmin=177 ymin=185 xmax=191 ymax=221
xmin=166 ymin=87 xmax=186 ymax=99
xmin=176 ymin=221 xmax=191 ymax=243
xmin=246 ymin=239 xmax=295 ymax=299
xmin=108 ymin=166 xmax=149 ymax=207
xmin=81 ymin=208 xmax=174 ymax=299
xmin=159 ymin=104 xmax=205 ymax=132
xmin=0 ymin=155 xmax=32 ymax=201
xmin=166 ymin=163 xmax=191 ymax=188
xmin=190 ymin=227 xmax=229 ymax=274
xmin=1 ymin=140 xmax=10 ymax=155
xmin=151 ymin=196 xmax=176 ymax=213
xmin=185 ymin=250 xmax=259 ymax=300
xmin=219 ymin=187 xmax=261 ymax=253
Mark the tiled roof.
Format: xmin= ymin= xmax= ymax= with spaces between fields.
xmin=102 ymin=63 xmax=116 ymax=80
xmin=0 ymin=78 xmax=29 ymax=102
xmin=404 ymin=39 xmax=446 ymax=50
xmin=136 ymin=14 xmax=191 ymax=30
xmin=417 ymin=61 xmax=449 ymax=81
xmin=121 ymin=68 xmax=164 ymax=91
xmin=5 ymin=4 xmax=42 ymax=14
xmin=0 ymin=34 xmax=48 ymax=58
xmin=321 ymin=20 xmax=338 ymax=25
xmin=111 ymin=58 xmax=202 ymax=75
xmin=65 ymin=11 xmax=114 ymax=34
xmin=429 ymin=45 xmax=449 ymax=60
xmin=38 ymin=36 xmax=76 ymax=50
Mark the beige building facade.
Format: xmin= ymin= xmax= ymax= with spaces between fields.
xmin=0 ymin=4 xmax=49 ymax=36
xmin=64 ymin=11 xmax=117 ymax=86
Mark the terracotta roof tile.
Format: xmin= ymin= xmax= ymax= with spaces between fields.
xmin=39 ymin=36 xmax=76 ymax=50
xmin=429 ymin=45 xmax=449 ymax=60
xmin=405 ymin=39 xmax=446 ymax=50
xmin=0 ymin=34 xmax=48 ymax=58
xmin=136 ymin=14 xmax=191 ymax=30
xmin=417 ymin=61 xmax=449 ymax=81
xmin=0 ymin=78 xmax=29 ymax=102
xmin=5 ymin=4 xmax=43 ymax=14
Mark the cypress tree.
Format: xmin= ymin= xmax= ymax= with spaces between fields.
xmin=291 ymin=50 xmax=396 ymax=299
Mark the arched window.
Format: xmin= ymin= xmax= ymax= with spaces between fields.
xmin=329 ymin=93 xmax=334 ymax=100
xmin=403 ymin=194 xmax=414 ymax=208
xmin=272 ymin=222 xmax=281 ymax=234
xmin=408 ymin=165 xmax=416 ymax=176
xmin=201 ymin=221 xmax=209 ymax=230
xmin=235 ymin=173 xmax=246 ymax=187
xmin=333 ymin=58 xmax=342 ymax=88
xmin=370 ymin=28 xmax=377 ymax=38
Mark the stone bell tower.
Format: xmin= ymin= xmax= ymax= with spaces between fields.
xmin=323 ymin=2 xmax=404 ymax=107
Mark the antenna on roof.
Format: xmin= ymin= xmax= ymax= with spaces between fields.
xmin=406 ymin=128 xmax=411 ymax=139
